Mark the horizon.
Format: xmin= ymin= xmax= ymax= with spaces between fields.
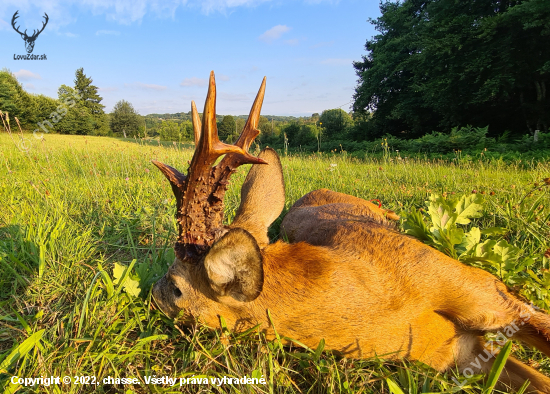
xmin=1 ymin=0 xmax=380 ymax=117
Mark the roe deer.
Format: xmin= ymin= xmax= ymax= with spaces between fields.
xmin=152 ymin=71 xmax=550 ymax=393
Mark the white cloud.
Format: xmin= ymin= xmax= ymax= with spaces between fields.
xmin=321 ymin=58 xmax=352 ymax=66
xmin=259 ymin=25 xmax=291 ymax=43
xmin=96 ymin=29 xmax=120 ymax=35
xmin=193 ymin=0 xmax=272 ymax=14
xmin=125 ymin=82 xmax=168 ymax=90
xmin=180 ymin=77 xmax=207 ymax=87
xmin=25 ymin=83 xmax=36 ymax=90
xmin=0 ymin=0 xmax=280 ymax=26
xmin=84 ymin=0 xmax=149 ymax=25
xmin=14 ymin=69 xmax=42 ymax=81
xmin=284 ymin=38 xmax=299 ymax=46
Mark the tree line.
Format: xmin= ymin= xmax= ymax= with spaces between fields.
xmin=353 ymin=0 xmax=549 ymax=140
xmin=0 ymin=68 xmax=358 ymax=148
xmin=2 ymin=0 xmax=549 ymax=154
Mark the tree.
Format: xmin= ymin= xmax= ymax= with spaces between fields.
xmin=235 ymin=118 xmax=246 ymax=136
xmin=353 ymin=0 xmax=550 ymax=138
xmin=258 ymin=116 xmax=271 ymax=136
xmin=110 ymin=100 xmax=140 ymax=137
xmin=74 ymin=68 xmax=109 ymax=135
xmin=218 ymin=115 xmax=236 ymax=141
xmin=284 ymin=122 xmax=319 ymax=146
xmin=74 ymin=68 xmax=104 ymax=115
xmin=33 ymin=94 xmax=59 ymax=123
xmin=54 ymin=85 xmax=94 ymax=135
xmin=158 ymin=121 xmax=181 ymax=141
xmin=180 ymin=121 xmax=193 ymax=141
xmin=319 ymin=109 xmax=353 ymax=140
xmin=0 ymin=69 xmax=36 ymax=128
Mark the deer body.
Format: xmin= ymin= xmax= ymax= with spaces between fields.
xmin=152 ymin=72 xmax=550 ymax=393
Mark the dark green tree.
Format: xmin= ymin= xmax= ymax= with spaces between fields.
xmin=74 ymin=68 xmax=104 ymax=115
xmin=218 ymin=115 xmax=236 ymax=141
xmin=319 ymin=109 xmax=353 ymax=140
xmin=180 ymin=121 xmax=193 ymax=141
xmin=158 ymin=121 xmax=180 ymax=141
xmin=0 ymin=70 xmax=36 ymax=128
xmin=258 ymin=116 xmax=272 ymax=135
xmin=54 ymin=85 xmax=94 ymax=135
xmin=74 ymin=68 xmax=109 ymax=135
xmin=284 ymin=122 xmax=319 ymax=146
xmin=353 ymin=0 xmax=550 ymax=138
xmin=33 ymin=94 xmax=59 ymax=123
xmin=110 ymin=100 xmax=140 ymax=137
xmin=235 ymin=118 xmax=246 ymax=136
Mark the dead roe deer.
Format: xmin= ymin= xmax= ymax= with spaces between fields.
xmin=152 ymin=72 xmax=550 ymax=393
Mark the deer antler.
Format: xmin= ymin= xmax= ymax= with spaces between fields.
xmin=11 ymin=11 xmax=26 ymax=38
xmin=153 ymin=71 xmax=267 ymax=262
xmin=30 ymin=13 xmax=49 ymax=39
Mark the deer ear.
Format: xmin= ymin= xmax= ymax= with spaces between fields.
xmin=203 ymin=228 xmax=263 ymax=302
xmin=231 ymin=147 xmax=285 ymax=246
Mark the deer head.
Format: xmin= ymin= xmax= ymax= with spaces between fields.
xmin=12 ymin=11 xmax=49 ymax=54
xmin=152 ymin=71 xmax=285 ymax=318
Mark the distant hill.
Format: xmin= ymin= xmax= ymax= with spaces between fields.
xmin=144 ymin=112 xmax=305 ymax=123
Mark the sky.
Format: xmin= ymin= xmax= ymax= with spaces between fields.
xmin=1 ymin=0 xmax=381 ymax=117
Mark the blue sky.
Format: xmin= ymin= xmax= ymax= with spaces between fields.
xmin=1 ymin=1 xmax=380 ymax=116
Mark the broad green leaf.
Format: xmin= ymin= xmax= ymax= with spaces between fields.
xmin=457 ymin=227 xmax=481 ymax=257
xmin=427 ymin=194 xmax=456 ymax=230
xmin=113 ymin=262 xmax=126 ymax=285
xmin=493 ymin=240 xmax=520 ymax=268
xmin=454 ymin=194 xmax=484 ymax=225
xmin=402 ymin=208 xmax=432 ymax=242
xmin=113 ymin=261 xmax=141 ymax=298
xmin=123 ymin=278 xmax=141 ymax=297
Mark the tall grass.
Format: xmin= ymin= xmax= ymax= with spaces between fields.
xmin=0 ymin=133 xmax=549 ymax=393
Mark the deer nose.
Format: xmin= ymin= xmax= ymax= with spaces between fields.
xmin=173 ymin=286 xmax=182 ymax=298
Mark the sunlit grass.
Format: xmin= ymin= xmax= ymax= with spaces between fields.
xmin=0 ymin=133 xmax=549 ymax=393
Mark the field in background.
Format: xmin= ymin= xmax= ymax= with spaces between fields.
xmin=1 ymin=133 xmax=549 ymax=393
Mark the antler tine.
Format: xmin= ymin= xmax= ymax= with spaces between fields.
xmin=237 ymin=76 xmax=266 ymax=150
xmin=154 ymin=72 xmax=269 ymax=261
xmin=191 ymin=101 xmax=201 ymax=147
xmin=189 ymin=71 xmax=248 ymax=169
xmin=217 ymin=77 xmax=268 ymax=169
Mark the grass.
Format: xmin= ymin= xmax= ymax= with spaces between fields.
xmin=0 ymin=132 xmax=549 ymax=393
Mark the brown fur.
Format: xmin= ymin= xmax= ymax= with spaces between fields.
xmin=153 ymin=142 xmax=550 ymax=394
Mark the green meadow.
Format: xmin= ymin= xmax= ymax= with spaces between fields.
xmin=1 ymin=133 xmax=549 ymax=393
